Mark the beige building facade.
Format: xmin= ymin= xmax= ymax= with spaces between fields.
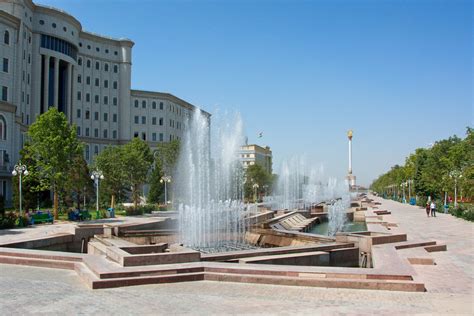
xmin=0 ymin=0 xmax=209 ymax=205
xmin=239 ymin=144 xmax=272 ymax=174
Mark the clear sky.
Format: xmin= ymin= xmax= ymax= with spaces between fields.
xmin=38 ymin=0 xmax=473 ymax=185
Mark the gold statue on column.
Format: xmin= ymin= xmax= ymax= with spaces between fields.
xmin=347 ymin=130 xmax=353 ymax=140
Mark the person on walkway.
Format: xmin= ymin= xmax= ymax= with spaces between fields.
xmin=430 ymin=201 xmax=436 ymax=217
xmin=425 ymin=202 xmax=430 ymax=217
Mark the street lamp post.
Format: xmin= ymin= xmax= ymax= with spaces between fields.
xmin=449 ymin=170 xmax=462 ymax=208
xmin=252 ymin=183 xmax=259 ymax=203
xmin=90 ymin=170 xmax=104 ymax=213
xmin=12 ymin=163 xmax=28 ymax=217
xmin=160 ymin=175 xmax=171 ymax=204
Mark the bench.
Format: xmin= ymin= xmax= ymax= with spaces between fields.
xmin=31 ymin=213 xmax=53 ymax=224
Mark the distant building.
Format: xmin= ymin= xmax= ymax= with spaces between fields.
xmin=239 ymin=144 xmax=272 ymax=174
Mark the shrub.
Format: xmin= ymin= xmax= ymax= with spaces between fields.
xmin=125 ymin=204 xmax=158 ymax=216
xmin=449 ymin=203 xmax=474 ymax=222
xmin=0 ymin=211 xmax=17 ymax=229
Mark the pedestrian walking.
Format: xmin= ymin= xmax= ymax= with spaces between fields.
xmin=425 ymin=202 xmax=430 ymax=217
xmin=430 ymin=201 xmax=436 ymax=217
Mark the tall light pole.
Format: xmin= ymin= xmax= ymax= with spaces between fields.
xmin=160 ymin=175 xmax=171 ymax=204
xmin=12 ymin=163 xmax=28 ymax=217
xmin=91 ymin=170 xmax=104 ymax=213
xmin=449 ymin=170 xmax=462 ymax=208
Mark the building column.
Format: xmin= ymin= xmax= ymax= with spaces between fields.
xmin=53 ymin=57 xmax=60 ymax=108
xmin=67 ymin=63 xmax=73 ymax=122
xmin=42 ymin=54 xmax=50 ymax=109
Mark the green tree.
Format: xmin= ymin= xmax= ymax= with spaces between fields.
xmin=148 ymin=140 xmax=180 ymax=204
xmin=95 ymin=145 xmax=127 ymax=208
xmin=244 ymin=164 xmax=272 ymax=202
xmin=65 ymin=155 xmax=94 ymax=209
xmin=122 ymin=138 xmax=153 ymax=208
xmin=26 ymin=108 xmax=83 ymax=219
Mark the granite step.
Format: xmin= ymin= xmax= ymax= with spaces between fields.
xmin=0 ymin=254 xmax=76 ymax=270
xmin=204 ymin=272 xmax=425 ymax=292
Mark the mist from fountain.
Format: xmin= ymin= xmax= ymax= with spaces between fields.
xmin=174 ymin=109 xmax=251 ymax=251
xmin=268 ymin=156 xmax=351 ymax=236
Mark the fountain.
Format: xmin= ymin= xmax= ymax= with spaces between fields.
xmin=174 ymin=110 xmax=252 ymax=252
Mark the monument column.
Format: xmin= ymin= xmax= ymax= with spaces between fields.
xmin=346 ymin=130 xmax=356 ymax=188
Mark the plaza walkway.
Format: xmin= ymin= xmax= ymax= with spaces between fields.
xmin=369 ymin=194 xmax=474 ymax=295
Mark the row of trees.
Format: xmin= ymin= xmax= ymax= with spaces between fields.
xmin=15 ymin=108 xmax=178 ymax=219
xmin=370 ymin=127 xmax=473 ymax=203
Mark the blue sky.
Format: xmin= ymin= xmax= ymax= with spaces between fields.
xmin=38 ymin=0 xmax=472 ymax=185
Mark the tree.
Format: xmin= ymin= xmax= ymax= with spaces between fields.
xmin=122 ymin=138 xmax=153 ymax=208
xmin=26 ymin=108 xmax=83 ymax=219
xmin=148 ymin=140 xmax=180 ymax=204
xmin=244 ymin=164 xmax=272 ymax=202
xmin=65 ymin=155 xmax=94 ymax=209
xmin=95 ymin=145 xmax=127 ymax=208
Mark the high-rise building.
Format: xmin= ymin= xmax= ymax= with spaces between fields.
xmin=239 ymin=144 xmax=272 ymax=174
xmin=0 ymin=0 xmax=210 ymax=205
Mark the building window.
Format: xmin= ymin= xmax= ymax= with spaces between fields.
xmin=114 ymin=51 xmax=118 ymax=56
xmin=85 ymin=128 xmax=89 ymax=137
xmin=134 ymin=100 xmax=138 ymax=108
xmin=94 ymin=95 xmax=99 ymax=104
xmin=86 ymin=93 xmax=90 ymax=102
xmin=85 ymin=145 xmax=90 ymax=160
xmin=86 ymin=76 xmax=91 ymax=85
xmin=113 ymin=114 xmax=117 ymax=122
xmin=142 ymin=101 xmax=146 ymax=108
xmin=113 ymin=81 xmax=118 ymax=89
xmin=105 ymin=49 xmax=109 ymax=54
xmin=96 ymin=47 xmax=100 ymax=52
xmin=63 ymin=26 xmax=67 ymax=32
xmin=94 ymin=112 xmax=99 ymax=120
xmin=113 ymin=65 xmax=118 ymax=73
xmin=87 ymin=45 xmax=91 ymax=50
xmin=78 ymin=58 xmax=82 ymax=65
xmin=52 ymin=23 xmax=56 ymax=28
xmin=152 ymin=101 xmax=156 ymax=109
xmin=142 ymin=116 xmax=146 ymax=124
xmin=104 ymin=63 xmax=109 ymax=72
xmin=39 ymin=20 xmax=44 ymax=25
xmin=159 ymin=133 xmax=163 ymax=142
xmin=103 ymin=113 xmax=108 ymax=121
xmin=77 ymin=92 xmax=81 ymax=100
xmin=95 ymin=78 xmax=99 ymax=87
xmin=113 ymin=97 xmax=117 ymax=106
xmin=134 ymin=116 xmax=139 ymax=124
xmin=3 ymin=31 xmax=9 ymax=45
xmin=95 ymin=61 xmax=100 ymax=70
xmin=85 ymin=110 xmax=90 ymax=119
xmin=152 ymin=117 xmax=157 ymax=125
xmin=77 ymin=75 xmax=82 ymax=83
xmin=2 ymin=58 xmax=8 ymax=73
xmin=77 ymin=109 xmax=81 ymax=118
xmin=103 ymin=129 xmax=108 ymax=138
xmin=94 ymin=145 xmax=99 ymax=155
xmin=133 ymin=132 xmax=139 ymax=138
xmin=77 ymin=126 xmax=81 ymax=136
xmin=86 ymin=59 xmax=91 ymax=68
xmin=1 ymin=86 xmax=7 ymax=102
xmin=159 ymin=102 xmax=163 ymax=110
xmin=112 ymin=130 xmax=117 ymax=139
xmin=159 ymin=117 xmax=163 ymax=126
xmin=0 ymin=115 xmax=6 ymax=140
xmin=103 ymin=96 xmax=108 ymax=105
xmin=142 ymin=132 xmax=146 ymax=141
xmin=104 ymin=80 xmax=108 ymax=88
xmin=94 ymin=129 xmax=99 ymax=138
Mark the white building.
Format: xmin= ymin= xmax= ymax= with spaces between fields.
xmin=0 ymin=0 xmax=210 ymax=205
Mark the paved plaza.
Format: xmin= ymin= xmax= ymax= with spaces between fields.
xmin=0 ymin=196 xmax=473 ymax=315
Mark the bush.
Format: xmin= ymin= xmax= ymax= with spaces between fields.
xmin=125 ymin=204 xmax=158 ymax=216
xmin=0 ymin=211 xmax=18 ymax=229
xmin=449 ymin=203 xmax=474 ymax=222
